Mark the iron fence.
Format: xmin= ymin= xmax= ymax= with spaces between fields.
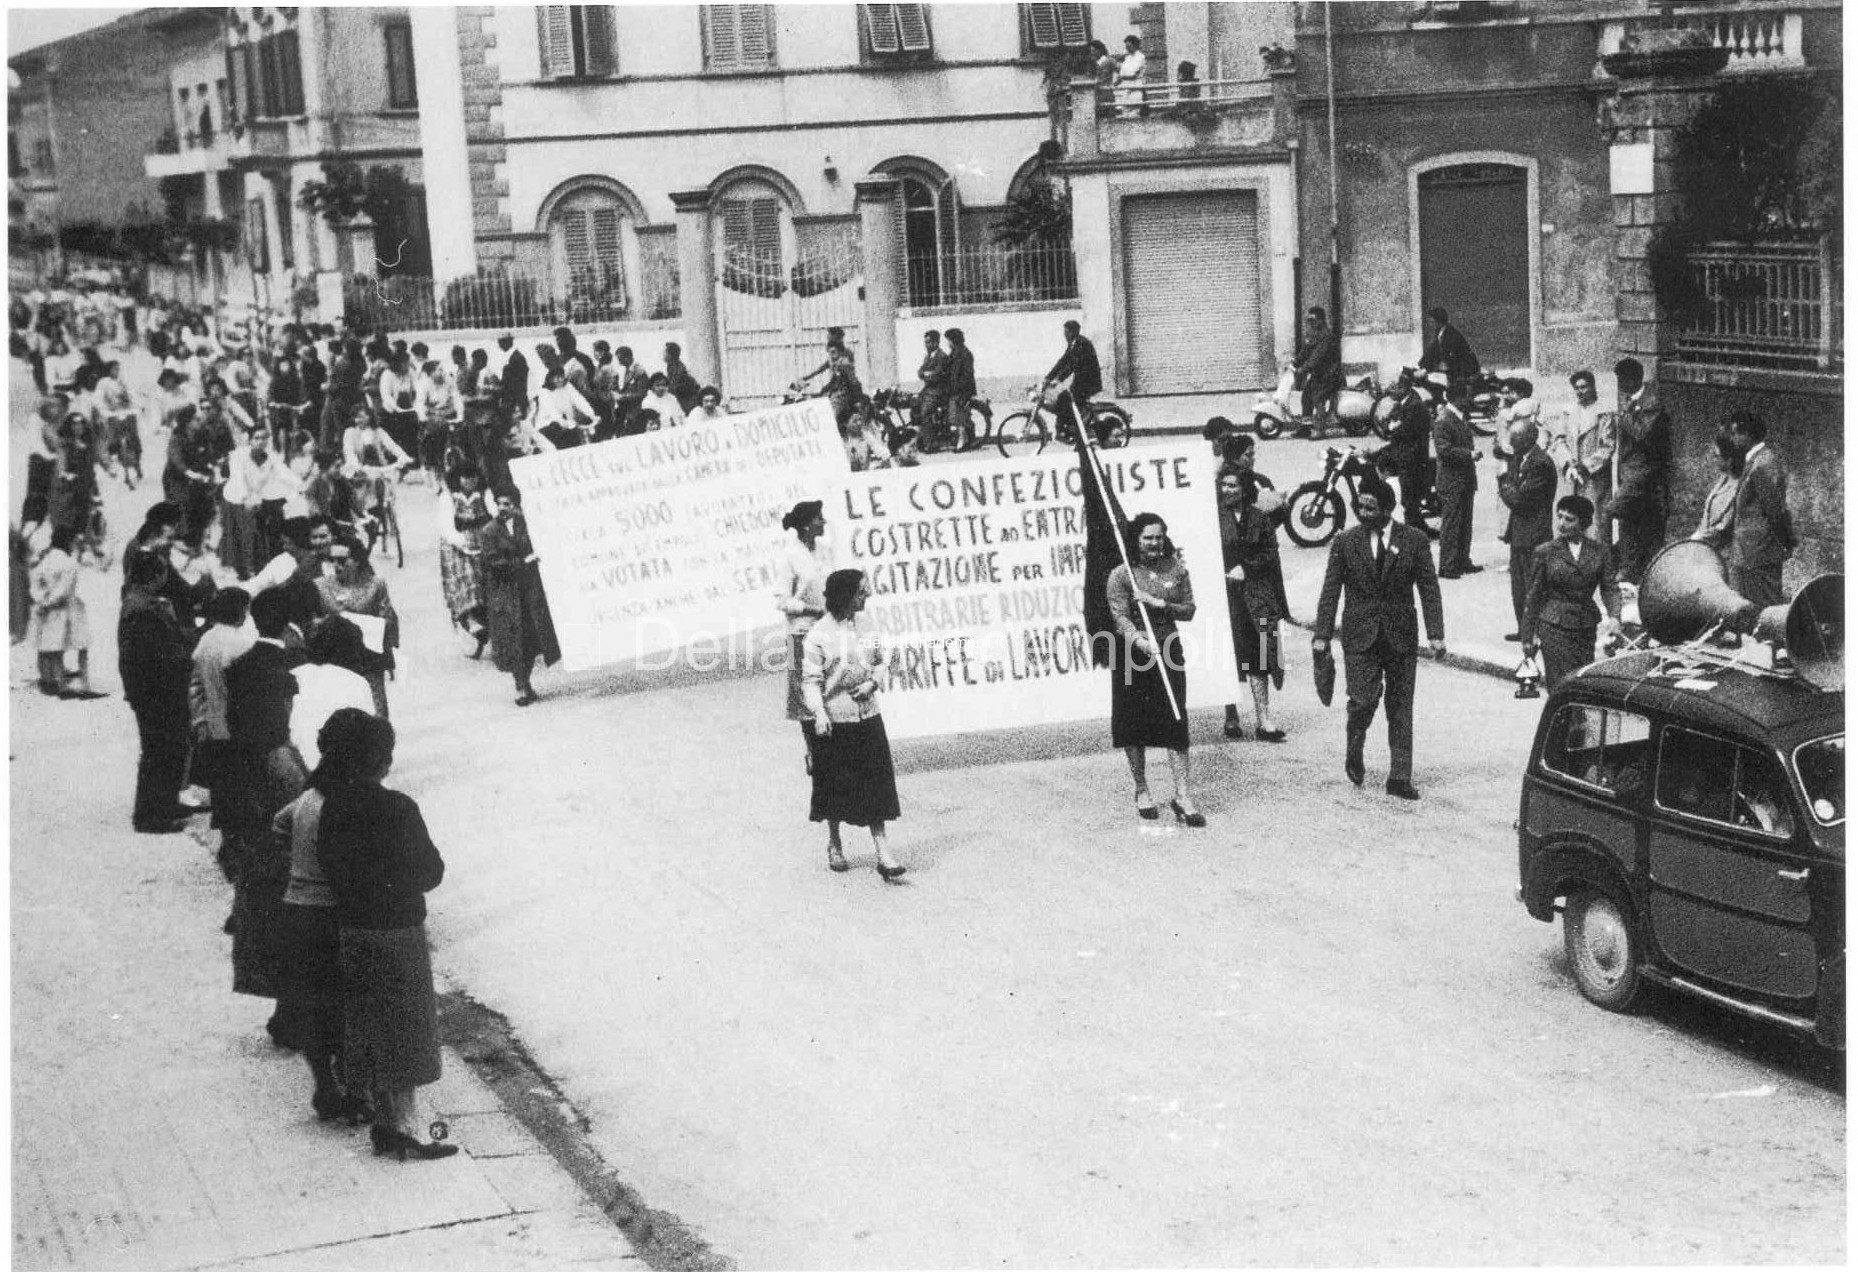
xmin=343 ymin=253 xmax=682 ymax=334
xmin=904 ymin=238 xmax=1077 ymax=308
xmin=1674 ymin=240 xmax=1841 ymax=372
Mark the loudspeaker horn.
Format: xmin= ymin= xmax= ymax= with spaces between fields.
xmin=1637 ymin=541 xmax=1758 ymax=645
xmin=1757 ymin=573 xmax=1844 ymax=693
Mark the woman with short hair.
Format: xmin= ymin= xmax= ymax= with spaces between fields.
xmin=1106 ymin=512 xmax=1203 ymax=825
xmin=316 ymin=534 xmax=399 ymax=719
xmin=802 ymin=568 xmax=905 ymax=881
xmin=314 ymin=708 xmax=458 ymax=1160
xmin=1522 ymin=494 xmax=1624 ymax=690
xmin=776 ymin=500 xmax=833 ymax=769
xmin=481 ymin=484 xmax=560 ymax=705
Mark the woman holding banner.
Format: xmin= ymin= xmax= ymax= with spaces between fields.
xmin=776 ymin=500 xmax=833 ymax=770
xmin=1106 ymin=513 xmax=1204 ymax=827
xmin=802 ymin=569 xmax=905 ymax=882
xmin=1217 ymin=464 xmax=1289 ymax=743
xmin=481 ymin=485 xmax=561 ymax=706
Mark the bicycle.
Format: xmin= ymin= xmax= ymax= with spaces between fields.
xmin=348 ymin=461 xmax=416 ymax=568
xmin=994 ymin=384 xmax=1133 ymax=459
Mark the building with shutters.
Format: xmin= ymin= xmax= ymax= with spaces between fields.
xmin=1289 ymin=0 xmax=1841 ymax=383
xmin=413 ymin=2 xmax=1186 ymax=405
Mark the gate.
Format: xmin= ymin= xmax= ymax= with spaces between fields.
xmin=717 ymin=241 xmax=863 ymax=408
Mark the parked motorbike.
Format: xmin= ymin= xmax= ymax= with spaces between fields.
xmin=1250 ymin=365 xmax=1388 ymax=440
xmin=1463 ymin=370 xmax=1508 ymax=437
xmin=1283 ymin=443 xmax=1438 ymax=548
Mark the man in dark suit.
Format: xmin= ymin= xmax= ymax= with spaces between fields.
xmin=1312 ymin=477 xmax=1446 ymax=800
xmin=1292 ymin=307 xmax=1342 ymax=439
xmin=1419 ymin=306 xmax=1480 ymax=393
xmin=119 ymin=549 xmax=199 ymax=832
xmin=497 ymin=333 xmax=531 ymax=421
xmin=1726 ymin=410 xmax=1793 ymax=608
xmin=1605 ymin=356 xmax=1671 ymax=586
xmin=1496 ymin=418 xmax=1558 ymax=640
xmin=1430 ymin=377 xmax=1482 ymax=577
xmin=223 ymin=589 xmax=309 ymax=854
xmin=1383 ymin=370 xmax=1436 ymax=533
xmin=1043 ymin=320 xmax=1104 ymax=444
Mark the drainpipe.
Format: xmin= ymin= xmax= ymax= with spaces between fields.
xmin=1323 ymin=1 xmax=1341 ymax=334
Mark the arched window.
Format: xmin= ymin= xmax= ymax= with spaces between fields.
xmin=548 ymin=185 xmax=631 ymax=319
xmin=715 ymin=176 xmax=795 ymax=298
xmin=876 ymin=160 xmax=958 ymax=307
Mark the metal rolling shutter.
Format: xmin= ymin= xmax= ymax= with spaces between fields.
xmin=1122 ymin=191 xmax=1264 ymax=394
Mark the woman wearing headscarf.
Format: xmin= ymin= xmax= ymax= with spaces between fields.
xmin=436 ymin=462 xmax=491 ymax=657
xmin=1522 ymin=494 xmax=1624 ymax=690
xmin=316 ymin=533 xmax=399 ymax=719
xmin=314 ymin=708 xmax=457 ymax=1160
xmin=481 ymin=484 xmax=561 ymax=705
xmin=802 ymin=569 xmax=905 ymax=881
xmin=1216 ymin=462 xmax=1288 ymax=743
xmin=1106 ymin=512 xmax=1203 ymax=826
xmin=775 ymin=499 xmax=832 ymax=769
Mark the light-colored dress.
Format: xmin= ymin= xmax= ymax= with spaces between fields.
xmin=776 ymin=534 xmax=834 ymax=721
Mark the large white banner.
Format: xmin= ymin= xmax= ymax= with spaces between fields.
xmin=510 ymin=398 xmax=850 ymax=671
xmin=845 ymin=445 xmax=1242 ymax=739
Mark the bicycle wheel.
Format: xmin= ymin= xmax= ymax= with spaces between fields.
xmin=995 ymin=410 xmax=1049 ymax=459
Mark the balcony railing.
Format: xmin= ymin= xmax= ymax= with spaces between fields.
xmin=1673 ymin=241 xmax=1841 ymax=372
xmin=1598 ymin=10 xmax=1805 ymax=74
xmin=1096 ymin=76 xmax=1273 ymax=118
xmin=902 ymin=239 xmax=1077 ymax=309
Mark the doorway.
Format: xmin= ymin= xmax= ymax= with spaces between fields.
xmin=1417 ymin=163 xmax=1531 ymax=369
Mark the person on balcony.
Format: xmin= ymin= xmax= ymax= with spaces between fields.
xmin=1115 ymin=34 xmax=1147 ymax=117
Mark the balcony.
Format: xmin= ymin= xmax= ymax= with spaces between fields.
xmin=1597 ymin=8 xmax=1806 ymax=77
xmin=1068 ymin=75 xmax=1287 ymax=160
xmin=225 ymin=118 xmax=295 ymax=165
xmin=145 ymin=144 xmax=228 ymax=180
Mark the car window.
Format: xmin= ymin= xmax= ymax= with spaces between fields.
xmin=1655 ymin=728 xmax=1737 ymax=823
xmin=1542 ymin=704 xmax=1652 ymax=795
xmin=1794 ymin=735 xmax=1845 ymax=826
xmin=1656 ymin=726 xmax=1796 ymax=838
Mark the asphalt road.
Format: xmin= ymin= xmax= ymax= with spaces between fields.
xmin=11 ymin=353 xmax=1843 ymax=1268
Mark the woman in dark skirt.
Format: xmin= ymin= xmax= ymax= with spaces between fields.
xmin=1106 ymin=513 xmax=1204 ymax=826
xmin=1216 ymin=461 xmax=1289 ymax=742
xmin=315 ymin=708 xmax=458 ymax=1161
xmin=1522 ymin=495 xmax=1624 ymax=690
xmin=801 ymin=569 xmax=905 ymax=882
xmin=481 ymin=484 xmax=561 ymax=706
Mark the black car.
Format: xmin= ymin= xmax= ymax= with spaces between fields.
xmin=1517 ymin=650 xmax=1845 ymax=1048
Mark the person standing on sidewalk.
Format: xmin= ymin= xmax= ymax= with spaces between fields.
xmin=1725 ymin=410 xmax=1794 ymax=609
xmin=314 ymin=708 xmax=459 ymax=1161
xmin=1311 ymin=477 xmax=1446 ymax=801
xmin=120 ymin=548 xmax=199 ymax=833
xmin=1430 ymin=379 xmax=1482 ymax=578
xmin=1216 ymin=463 xmax=1289 ymax=744
xmin=1495 ymin=418 xmax=1557 ymax=642
xmin=1522 ymin=495 xmax=1622 ymax=690
xmin=913 ymin=330 xmax=950 ymax=450
xmin=1291 ymin=308 xmax=1342 ymax=440
xmin=1605 ymin=357 xmax=1671 ymax=587
xmin=944 ymin=327 xmax=976 ymax=450
xmin=776 ymin=500 xmax=834 ymax=772
xmin=1544 ymin=369 xmax=1615 ymax=548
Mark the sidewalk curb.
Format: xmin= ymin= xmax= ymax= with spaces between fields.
xmin=438 ymin=990 xmax=736 ymax=1272
xmin=1283 ymin=614 xmax=1519 ymax=684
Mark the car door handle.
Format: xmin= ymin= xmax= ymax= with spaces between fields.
xmin=1777 ymin=867 xmax=1810 ymax=882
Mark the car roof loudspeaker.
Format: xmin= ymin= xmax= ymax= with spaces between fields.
xmin=1759 ymin=573 xmax=1844 ymax=693
xmin=1638 ymin=541 xmax=1758 ymax=645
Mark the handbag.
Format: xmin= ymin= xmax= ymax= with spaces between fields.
xmin=1312 ymin=644 xmax=1336 ymax=707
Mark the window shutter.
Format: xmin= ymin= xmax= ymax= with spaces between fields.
xmin=1026 ymin=3 xmax=1059 ymax=49
xmin=751 ymin=199 xmax=781 ymax=260
xmin=864 ymin=5 xmax=901 ymax=55
xmin=896 ymin=4 xmax=931 ymax=52
xmin=223 ymin=47 xmax=240 ymax=124
xmin=1056 ymin=3 xmax=1088 ymax=46
xmin=706 ymin=5 xmax=738 ymax=67
xmin=257 ymin=36 xmax=279 ymax=117
xmin=708 ymin=5 xmax=771 ymax=70
xmin=277 ymin=29 xmax=304 ymax=114
xmin=236 ymin=45 xmax=257 ymax=122
xmin=538 ymin=7 xmax=576 ymax=77
xmin=591 ymin=207 xmax=623 ymax=265
xmin=583 ymin=6 xmax=618 ymax=76
xmin=738 ymin=6 xmax=772 ymax=67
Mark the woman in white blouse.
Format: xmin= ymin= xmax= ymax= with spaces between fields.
xmin=530 ymin=365 xmax=597 ymax=448
xmin=775 ymin=500 xmax=833 ymax=763
xmin=801 ymin=568 xmax=904 ymax=882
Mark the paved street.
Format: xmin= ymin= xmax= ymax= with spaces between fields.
xmin=11 ymin=355 xmax=1843 ymax=1268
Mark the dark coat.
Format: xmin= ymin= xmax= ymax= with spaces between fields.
xmin=1218 ymin=501 xmax=1290 ymax=626
xmin=666 ymin=360 xmax=703 ymax=413
xmin=499 ymin=348 xmax=530 ymax=415
xmin=21 ymin=451 xmax=54 ymax=526
xmin=1431 ymin=406 xmax=1479 ymax=493
xmin=1047 ymin=335 xmax=1102 ymax=399
xmin=318 ymin=784 xmax=445 ymax=931
xmin=1420 ymin=323 xmax=1480 ymax=381
xmin=1613 ymin=389 xmax=1671 ymax=503
xmin=117 ymin=585 xmax=196 ymax=709
xmin=1521 ymin=537 xmax=1622 ymax=642
xmin=481 ymin=511 xmax=561 ymax=674
xmin=947 ymin=344 xmax=976 ymax=398
xmin=1313 ymin=521 xmax=1445 ymax=658
xmin=1385 ymin=390 xmax=1433 ymax=463
xmin=1497 ymin=444 xmax=1558 ymax=550
xmin=1294 ymin=325 xmax=1342 ymax=395
xmin=1729 ymin=443 xmax=1793 ymax=576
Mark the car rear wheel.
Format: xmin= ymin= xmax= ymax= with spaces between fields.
xmin=1563 ymin=887 xmax=1642 ymax=1011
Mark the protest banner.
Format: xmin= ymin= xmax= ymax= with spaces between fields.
xmin=510 ymin=398 xmax=850 ymax=671
xmin=843 ymin=444 xmax=1243 ymax=739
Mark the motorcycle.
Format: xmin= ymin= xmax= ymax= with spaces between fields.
xmin=1463 ymin=370 xmax=1508 ymax=438
xmin=1283 ymin=443 xmax=1438 ymax=549
xmin=1250 ymin=364 xmax=1390 ymax=440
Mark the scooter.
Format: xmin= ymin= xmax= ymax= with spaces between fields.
xmin=1249 ymin=365 xmax=1387 ymax=440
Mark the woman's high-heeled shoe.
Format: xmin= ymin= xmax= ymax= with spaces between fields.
xmin=370 ymin=1125 xmax=459 ymax=1161
xmin=827 ymin=843 xmax=849 ymax=873
xmin=1170 ymin=800 xmax=1207 ymax=829
xmin=877 ymin=862 xmax=907 ymax=883
xmin=1134 ymin=795 xmax=1160 ymax=821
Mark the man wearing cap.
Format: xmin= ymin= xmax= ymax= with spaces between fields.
xmin=1312 ymin=476 xmax=1446 ymax=800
